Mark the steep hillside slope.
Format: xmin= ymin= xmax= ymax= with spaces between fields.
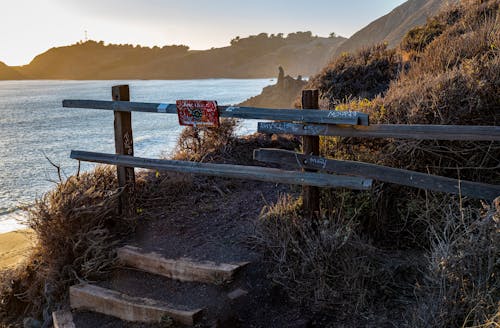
xmin=333 ymin=0 xmax=457 ymax=56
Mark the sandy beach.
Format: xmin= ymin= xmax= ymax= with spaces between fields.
xmin=0 ymin=230 xmax=33 ymax=269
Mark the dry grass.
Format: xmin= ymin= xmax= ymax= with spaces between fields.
xmin=173 ymin=118 xmax=240 ymax=162
xmin=256 ymin=0 xmax=500 ymax=324
xmin=174 ymin=117 xmax=299 ymax=166
xmin=256 ymin=193 xmax=499 ymax=326
xmin=0 ymin=166 xmax=138 ymax=326
xmin=411 ymin=197 xmax=500 ymax=328
xmin=256 ymin=194 xmax=402 ymax=314
xmin=309 ymin=43 xmax=402 ymax=106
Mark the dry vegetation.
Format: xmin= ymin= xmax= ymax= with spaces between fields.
xmin=258 ymin=0 xmax=500 ymax=326
xmin=0 ymin=167 xmax=137 ymax=326
xmin=412 ymin=199 xmax=499 ymax=327
xmin=0 ymin=1 xmax=498 ymax=327
xmin=256 ymin=195 xmax=392 ymax=312
xmin=173 ymin=119 xmax=241 ymax=162
xmin=310 ymin=44 xmax=402 ymax=106
xmin=173 ymin=118 xmax=299 ymax=165
xmin=258 ymin=194 xmax=499 ymax=327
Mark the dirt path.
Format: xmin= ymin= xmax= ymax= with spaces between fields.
xmin=73 ymin=176 xmax=308 ymax=327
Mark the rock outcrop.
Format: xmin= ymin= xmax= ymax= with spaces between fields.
xmin=239 ymin=67 xmax=306 ymax=109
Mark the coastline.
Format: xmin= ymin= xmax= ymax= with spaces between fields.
xmin=0 ymin=79 xmax=272 ymax=236
xmin=0 ymin=209 xmax=27 ymax=234
xmin=0 ymin=230 xmax=33 ymax=270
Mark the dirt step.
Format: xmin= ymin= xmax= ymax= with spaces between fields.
xmin=117 ymin=245 xmax=250 ymax=284
xmin=70 ymin=283 xmax=203 ymax=326
xmin=101 ymin=268 xmax=246 ymax=327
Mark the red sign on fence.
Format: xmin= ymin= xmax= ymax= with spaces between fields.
xmin=176 ymin=100 xmax=220 ymax=127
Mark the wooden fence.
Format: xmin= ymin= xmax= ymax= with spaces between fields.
xmin=63 ymin=85 xmax=500 ymax=216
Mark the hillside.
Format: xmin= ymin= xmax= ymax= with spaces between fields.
xmin=332 ymin=0 xmax=457 ymax=57
xmin=0 ymin=61 xmax=25 ymax=80
xmin=13 ymin=32 xmax=346 ymax=80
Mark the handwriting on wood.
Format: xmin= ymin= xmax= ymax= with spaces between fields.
xmin=257 ymin=122 xmax=500 ymax=141
xmin=253 ymin=149 xmax=500 ymax=200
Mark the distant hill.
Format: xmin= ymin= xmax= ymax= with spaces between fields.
xmin=0 ymin=61 xmax=25 ymax=80
xmin=0 ymin=0 xmax=454 ymax=80
xmin=333 ymin=0 xmax=457 ymax=57
xmin=11 ymin=32 xmax=346 ymax=80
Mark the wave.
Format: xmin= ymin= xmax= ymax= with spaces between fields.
xmin=0 ymin=208 xmax=28 ymax=234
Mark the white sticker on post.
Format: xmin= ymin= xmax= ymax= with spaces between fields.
xmin=157 ymin=103 xmax=169 ymax=113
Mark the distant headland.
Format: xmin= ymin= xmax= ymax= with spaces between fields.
xmin=0 ymin=32 xmax=346 ymax=80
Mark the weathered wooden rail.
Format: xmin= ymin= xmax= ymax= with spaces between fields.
xmin=253 ymin=149 xmax=500 ymax=200
xmin=63 ymin=99 xmax=370 ymax=126
xmin=257 ymin=122 xmax=500 ymax=141
xmin=63 ymin=85 xmax=500 ymax=216
xmin=70 ymin=150 xmax=373 ymax=190
xmin=63 ymin=99 xmax=500 ymax=141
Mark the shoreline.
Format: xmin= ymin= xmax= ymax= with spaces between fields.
xmin=0 ymin=79 xmax=272 ymax=236
xmin=0 ymin=209 xmax=28 ymax=234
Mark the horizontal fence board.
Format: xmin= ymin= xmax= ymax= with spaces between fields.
xmin=62 ymin=100 xmax=369 ymax=126
xmin=257 ymin=122 xmax=500 ymax=141
xmin=71 ymin=150 xmax=373 ymax=190
xmin=253 ymin=149 xmax=500 ymax=200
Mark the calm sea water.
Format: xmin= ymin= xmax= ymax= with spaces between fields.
xmin=0 ymin=79 xmax=274 ymax=233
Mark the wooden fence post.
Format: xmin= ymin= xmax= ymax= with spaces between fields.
xmin=112 ymin=85 xmax=135 ymax=213
xmin=301 ymin=90 xmax=320 ymax=218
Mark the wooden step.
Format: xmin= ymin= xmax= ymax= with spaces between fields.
xmin=70 ymin=284 xmax=203 ymax=326
xmin=117 ymin=245 xmax=249 ymax=284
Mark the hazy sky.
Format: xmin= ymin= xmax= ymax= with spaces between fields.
xmin=0 ymin=0 xmax=406 ymax=66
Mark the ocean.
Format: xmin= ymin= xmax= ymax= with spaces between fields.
xmin=0 ymin=79 xmax=274 ymax=234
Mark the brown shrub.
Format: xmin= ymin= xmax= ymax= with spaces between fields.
xmin=174 ymin=118 xmax=300 ymax=165
xmin=401 ymin=18 xmax=446 ymax=53
xmin=173 ymin=119 xmax=239 ymax=162
xmin=256 ymin=194 xmax=396 ymax=313
xmin=0 ymin=167 xmax=137 ymax=325
xmin=308 ymin=43 xmax=402 ymax=106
